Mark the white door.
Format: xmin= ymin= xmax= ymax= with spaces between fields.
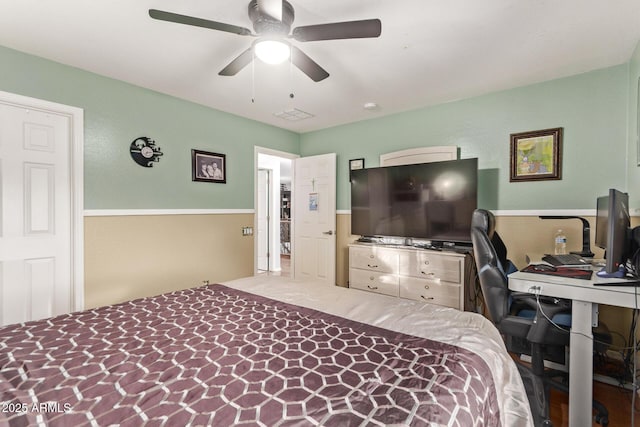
xmin=257 ymin=169 xmax=270 ymax=271
xmin=293 ymin=153 xmax=336 ymax=285
xmin=0 ymin=93 xmax=82 ymax=326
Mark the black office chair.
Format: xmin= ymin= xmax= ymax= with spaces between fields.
xmin=470 ymin=209 xmax=608 ymax=427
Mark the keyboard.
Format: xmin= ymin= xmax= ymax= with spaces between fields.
xmin=542 ymin=253 xmax=588 ymax=266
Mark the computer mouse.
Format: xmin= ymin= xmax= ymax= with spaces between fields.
xmin=532 ymin=263 xmax=557 ymax=272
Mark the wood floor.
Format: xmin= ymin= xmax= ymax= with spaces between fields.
xmin=549 ymin=378 xmax=640 ymax=426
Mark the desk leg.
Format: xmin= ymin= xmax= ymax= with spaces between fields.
xmin=569 ymin=300 xmax=593 ymax=427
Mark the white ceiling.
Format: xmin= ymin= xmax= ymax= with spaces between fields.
xmin=1 ymin=0 xmax=639 ymax=133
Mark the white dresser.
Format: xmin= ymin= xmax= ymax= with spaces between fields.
xmin=348 ymin=243 xmax=468 ymax=310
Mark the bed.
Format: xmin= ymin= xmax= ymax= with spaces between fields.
xmin=0 ymin=275 xmax=532 ymax=426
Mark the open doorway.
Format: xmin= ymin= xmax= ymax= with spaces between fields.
xmin=256 ymin=168 xmax=270 ymax=273
xmin=255 ymin=147 xmax=297 ymax=277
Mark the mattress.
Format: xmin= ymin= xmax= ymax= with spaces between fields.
xmin=0 ymin=275 xmax=532 ymax=426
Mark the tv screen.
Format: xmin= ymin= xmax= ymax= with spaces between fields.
xmin=350 ymin=158 xmax=478 ymax=243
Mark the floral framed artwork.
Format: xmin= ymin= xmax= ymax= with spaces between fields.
xmin=510 ymin=127 xmax=562 ymax=182
xmin=192 ymin=149 xmax=226 ymax=183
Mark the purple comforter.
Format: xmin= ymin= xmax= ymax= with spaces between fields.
xmin=0 ymin=284 xmax=500 ymax=426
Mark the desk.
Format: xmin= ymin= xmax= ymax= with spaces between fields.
xmin=509 ymin=270 xmax=640 ymax=427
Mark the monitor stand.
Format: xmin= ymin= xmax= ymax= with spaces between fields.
xmin=596 ymin=265 xmax=627 ymax=278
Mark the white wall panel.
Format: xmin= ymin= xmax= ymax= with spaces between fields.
xmin=316 ymin=240 xmax=328 ymax=280
xmin=299 ymin=236 xmax=313 ymax=278
xmin=26 ymin=257 xmax=55 ymax=320
xmin=24 ymin=122 xmax=55 ymax=152
xmin=317 ymin=183 xmax=329 ymax=226
xmin=0 ymin=160 xmax=3 ymax=238
xmin=0 ymin=262 xmax=3 ymax=323
xmin=1 ymin=260 xmax=27 ymax=325
xmin=24 ymin=163 xmax=54 ymax=234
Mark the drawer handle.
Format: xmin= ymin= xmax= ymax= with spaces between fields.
xmin=421 ymin=271 xmax=435 ymax=277
xmin=369 ymin=276 xmax=375 ymax=281
xmin=424 ymin=285 xmax=430 ymax=290
xmin=367 ymin=285 xmax=379 ymax=290
xmin=368 ymin=264 xmax=379 ymax=268
xmin=423 ymin=260 xmax=430 ymax=265
xmin=369 ymin=255 xmax=375 ymax=259
xmin=421 ymin=295 xmax=435 ymax=300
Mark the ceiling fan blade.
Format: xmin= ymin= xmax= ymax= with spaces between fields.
xmin=257 ymin=0 xmax=282 ymax=21
xmin=149 ymin=9 xmax=253 ymax=36
xmin=219 ymin=47 xmax=254 ymax=76
xmin=291 ymin=46 xmax=329 ymax=82
xmin=292 ymin=19 xmax=381 ymax=42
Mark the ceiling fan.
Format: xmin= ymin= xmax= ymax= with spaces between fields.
xmin=149 ymin=0 xmax=382 ymax=82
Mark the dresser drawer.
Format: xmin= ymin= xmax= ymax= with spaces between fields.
xmin=349 ymin=268 xmax=399 ymax=297
xmin=349 ymin=246 xmax=399 ymax=274
xmin=399 ymin=252 xmax=462 ymax=284
xmin=399 ymin=277 xmax=460 ymax=308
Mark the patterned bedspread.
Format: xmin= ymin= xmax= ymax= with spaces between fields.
xmin=1 ymin=282 xmax=506 ymax=426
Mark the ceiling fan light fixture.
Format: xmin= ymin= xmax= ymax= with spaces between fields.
xmin=254 ymin=39 xmax=291 ymax=65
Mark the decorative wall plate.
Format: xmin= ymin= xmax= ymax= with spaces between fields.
xmin=130 ymin=137 xmax=163 ymax=167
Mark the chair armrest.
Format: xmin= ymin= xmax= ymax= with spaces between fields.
xmin=528 ymin=300 xmax=571 ymax=343
xmin=512 ymin=293 xmax=570 ymax=314
xmin=509 ymin=292 xmax=571 ymax=343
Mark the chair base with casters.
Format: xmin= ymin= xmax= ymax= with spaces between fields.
xmin=514 ymin=342 xmax=609 ymax=427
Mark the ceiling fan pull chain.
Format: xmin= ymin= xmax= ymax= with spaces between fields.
xmin=251 ymin=52 xmax=256 ymax=103
xmin=289 ymin=53 xmax=295 ymax=102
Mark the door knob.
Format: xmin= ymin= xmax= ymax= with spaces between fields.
xmin=323 ymin=230 xmax=333 ymax=235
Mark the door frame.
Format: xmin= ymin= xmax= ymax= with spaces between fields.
xmin=0 ymin=90 xmax=84 ymax=311
xmin=254 ymin=146 xmax=298 ymax=276
xmin=257 ymin=168 xmax=270 ymax=272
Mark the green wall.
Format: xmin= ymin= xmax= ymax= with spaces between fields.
xmin=0 ymin=45 xmax=300 ymax=209
xmin=2 ymin=43 xmax=638 ymax=212
xmin=300 ymin=65 xmax=629 ymax=211
xmin=627 ymin=42 xmax=640 ymax=210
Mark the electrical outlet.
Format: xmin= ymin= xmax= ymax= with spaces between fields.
xmin=241 ymin=226 xmax=254 ymax=236
xmin=528 ymin=285 xmax=542 ymax=295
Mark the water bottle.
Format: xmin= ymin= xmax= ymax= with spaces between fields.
xmin=554 ymin=229 xmax=567 ymax=255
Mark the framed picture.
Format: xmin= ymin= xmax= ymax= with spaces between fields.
xmin=192 ymin=149 xmax=226 ymax=183
xmin=309 ymin=193 xmax=318 ymax=211
xmin=349 ymin=158 xmax=365 ymax=182
xmin=510 ymin=127 xmax=562 ymax=182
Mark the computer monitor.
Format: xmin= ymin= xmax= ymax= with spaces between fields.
xmin=595 ymin=189 xmax=630 ymax=274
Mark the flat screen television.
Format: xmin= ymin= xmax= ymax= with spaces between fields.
xmin=595 ymin=188 xmax=630 ymax=274
xmin=350 ymin=158 xmax=478 ymax=244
